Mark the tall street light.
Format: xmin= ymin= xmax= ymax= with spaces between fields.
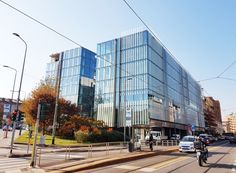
xmin=10 ymin=33 xmax=27 ymax=155
xmin=2 ymin=65 xmax=17 ymax=138
xmin=124 ymin=77 xmax=132 ymax=144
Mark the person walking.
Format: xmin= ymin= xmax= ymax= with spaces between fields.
xmin=149 ymin=134 xmax=154 ymax=151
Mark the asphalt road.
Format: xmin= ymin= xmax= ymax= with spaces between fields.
xmin=82 ymin=142 xmax=236 ymax=173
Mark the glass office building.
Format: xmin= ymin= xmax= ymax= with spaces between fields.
xmin=95 ymin=30 xmax=205 ymax=136
xmin=46 ymin=47 xmax=96 ymax=117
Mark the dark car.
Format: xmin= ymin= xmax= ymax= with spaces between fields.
xmin=229 ymin=136 xmax=236 ymax=144
xmin=200 ymin=137 xmax=210 ymax=145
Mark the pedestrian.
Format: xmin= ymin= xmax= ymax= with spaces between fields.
xmin=39 ymin=132 xmax=46 ymax=147
xmin=149 ymin=134 xmax=153 ymax=151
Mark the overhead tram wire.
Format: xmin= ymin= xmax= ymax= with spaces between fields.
xmin=216 ymin=61 xmax=236 ymax=78
xmin=218 ymin=77 xmax=236 ymax=82
xmin=197 ymin=77 xmax=218 ymax=83
xmin=0 ymin=0 xmax=81 ymax=47
xmin=0 ymin=0 xmax=164 ymax=94
xmin=198 ymin=60 xmax=236 ymax=82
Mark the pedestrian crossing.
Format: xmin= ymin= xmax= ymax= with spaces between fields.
xmin=0 ymin=157 xmax=29 ymax=172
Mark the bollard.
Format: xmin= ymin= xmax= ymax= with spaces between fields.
xmin=105 ymin=143 xmax=109 ymax=155
xmin=107 ymin=143 xmax=109 ymax=155
xmin=88 ymin=144 xmax=92 ymax=158
xmin=69 ymin=146 xmax=71 ymax=159
xmin=65 ymin=146 xmax=67 ymax=160
xmin=37 ymin=148 xmax=42 ymax=167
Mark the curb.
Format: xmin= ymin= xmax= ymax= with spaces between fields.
xmin=8 ymin=153 xmax=31 ymax=158
xmin=43 ymin=148 xmax=179 ymax=173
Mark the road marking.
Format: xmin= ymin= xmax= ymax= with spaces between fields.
xmin=139 ymin=167 xmax=157 ymax=172
xmin=232 ymin=163 xmax=236 ymax=171
xmin=114 ymin=165 xmax=140 ymax=170
xmin=232 ymin=160 xmax=236 ymax=172
xmin=150 ymin=156 xmax=189 ymax=170
xmin=0 ymin=157 xmax=29 ymax=171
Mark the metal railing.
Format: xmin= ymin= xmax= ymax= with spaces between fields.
xmin=34 ymin=140 xmax=179 ymax=167
xmin=35 ymin=142 xmax=128 ymax=167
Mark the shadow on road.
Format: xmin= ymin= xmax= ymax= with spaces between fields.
xmin=203 ymin=162 xmax=234 ymax=171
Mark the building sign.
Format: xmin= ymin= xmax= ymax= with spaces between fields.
xmin=4 ymin=103 xmax=11 ymax=113
xmin=126 ymin=107 xmax=131 ymax=127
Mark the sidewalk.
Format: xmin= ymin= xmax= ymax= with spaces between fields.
xmin=23 ymin=145 xmax=179 ymax=173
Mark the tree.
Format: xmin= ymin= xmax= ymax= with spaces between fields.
xmin=58 ymin=115 xmax=106 ymax=139
xmin=21 ymin=81 xmax=79 ymax=132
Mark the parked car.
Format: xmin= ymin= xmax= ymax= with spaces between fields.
xmin=170 ymin=134 xmax=181 ymax=140
xmin=2 ymin=125 xmax=12 ymax=131
xmin=199 ymin=134 xmax=210 ymax=145
xmin=207 ymin=135 xmax=215 ymax=143
xmin=229 ymin=136 xmax=236 ymax=144
xmin=179 ymin=136 xmax=196 ymax=152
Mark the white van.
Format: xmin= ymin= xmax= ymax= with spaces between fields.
xmin=145 ymin=131 xmax=168 ymax=142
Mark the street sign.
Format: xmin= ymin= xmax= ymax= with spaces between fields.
xmin=191 ymin=124 xmax=196 ymax=132
xmin=3 ymin=103 xmax=10 ymax=113
xmin=3 ymin=114 xmax=7 ymax=120
xmin=126 ymin=107 xmax=131 ymax=127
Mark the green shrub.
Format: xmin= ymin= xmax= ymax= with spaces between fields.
xmin=75 ymin=130 xmax=88 ymax=143
xmin=86 ymin=130 xmax=124 ymax=143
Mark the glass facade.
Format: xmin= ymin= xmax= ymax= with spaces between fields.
xmin=46 ymin=47 xmax=96 ymax=117
xmin=95 ymin=30 xmax=205 ymax=130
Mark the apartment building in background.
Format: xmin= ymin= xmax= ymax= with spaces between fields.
xmin=223 ymin=113 xmax=236 ymax=134
xmin=203 ymin=96 xmax=223 ymax=135
xmin=95 ymin=30 xmax=205 ymax=139
xmin=46 ymin=47 xmax=96 ymax=117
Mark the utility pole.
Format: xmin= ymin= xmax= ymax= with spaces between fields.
xmin=10 ymin=33 xmax=27 ymax=156
xmin=52 ymin=56 xmax=61 ymax=145
xmin=30 ymin=102 xmax=41 ymax=167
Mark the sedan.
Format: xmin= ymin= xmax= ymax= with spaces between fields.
xmin=229 ymin=136 xmax=236 ymax=144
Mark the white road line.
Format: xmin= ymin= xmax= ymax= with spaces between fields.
xmin=232 ymin=161 xmax=236 ymax=172
xmin=114 ymin=165 xmax=140 ymax=170
xmin=139 ymin=167 xmax=157 ymax=172
xmin=0 ymin=158 xmax=29 ymax=171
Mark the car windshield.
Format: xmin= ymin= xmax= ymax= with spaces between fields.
xmin=181 ymin=136 xmax=195 ymax=142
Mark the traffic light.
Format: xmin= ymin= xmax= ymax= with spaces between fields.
xmin=18 ymin=111 xmax=25 ymax=122
xmin=12 ymin=110 xmax=17 ymax=121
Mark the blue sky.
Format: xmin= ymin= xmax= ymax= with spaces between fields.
xmin=0 ymin=0 xmax=235 ymax=116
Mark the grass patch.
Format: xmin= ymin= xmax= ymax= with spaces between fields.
xmin=15 ymin=131 xmax=78 ymax=146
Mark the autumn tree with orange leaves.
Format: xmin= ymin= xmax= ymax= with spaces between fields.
xmin=21 ymin=81 xmax=78 ymax=133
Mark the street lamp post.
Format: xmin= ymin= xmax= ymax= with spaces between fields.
xmin=2 ymin=65 xmax=17 ymax=138
xmin=10 ymin=33 xmax=27 ymax=155
xmin=52 ymin=58 xmax=62 ymax=145
xmin=124 ymin=77 xmax=132 ymax=144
